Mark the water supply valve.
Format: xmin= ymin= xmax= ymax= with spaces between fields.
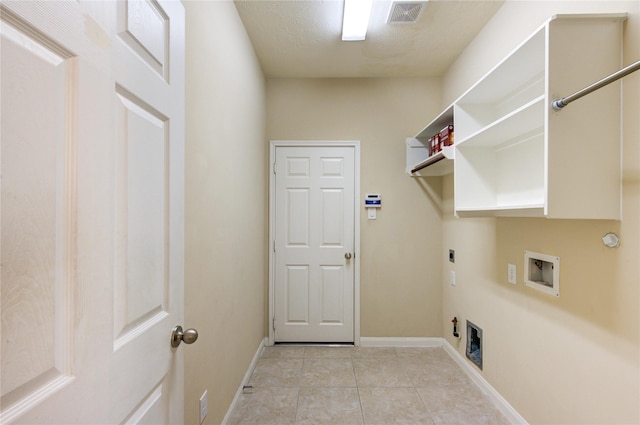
xmin=452 ymin=317 xmax=460 ymax=338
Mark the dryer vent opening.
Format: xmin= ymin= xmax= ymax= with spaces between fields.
xmin=466 ymin=320 xmax=482 ymax=370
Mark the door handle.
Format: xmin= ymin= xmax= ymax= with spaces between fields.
xmin=345 ymin=252 xmax=352 ymax=260
xmin=171 ymin=325 xmax=199 ymax=347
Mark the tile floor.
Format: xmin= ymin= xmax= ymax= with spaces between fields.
xmin=227 ymin=345 xmax=511 ymax=425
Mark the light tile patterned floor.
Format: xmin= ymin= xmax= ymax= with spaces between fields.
xmin=227 ymin=346 xmax=511 ymax=425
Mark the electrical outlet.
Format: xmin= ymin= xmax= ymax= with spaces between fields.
xmin=450 ymin=270 xmax=456 ymax=286
xmin=508 ymin=264 xmax=517 ymax=284
xmin=199 ymin=390 xmax=207 ymax=424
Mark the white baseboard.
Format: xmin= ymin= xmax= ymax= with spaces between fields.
xmin=359 ymin=337 xmax=443 ymax=347
xmin=221 ymin=337 xmax=267 ymax=425
xmin=442 ymin=340 xmax=528 ymax=425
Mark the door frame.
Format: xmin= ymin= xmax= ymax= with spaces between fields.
xmin=268 ymin=140 xmax=360 ymax=346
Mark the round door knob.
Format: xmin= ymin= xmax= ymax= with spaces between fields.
xmin=171 ymin=325 xmax=199 ymax=348
xmin=345 ymin=252 xmax=352 ymax=260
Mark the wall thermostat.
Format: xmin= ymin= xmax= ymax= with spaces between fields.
xmin=365 ymin=194 xmax=381 ymax=220
xmin=364 ymin=194 xmax=382 ymax=208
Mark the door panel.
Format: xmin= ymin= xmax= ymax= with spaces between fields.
xmin=286 ymin=266 xmax=310 ymax=323
xmin=117 ymin=0 xmax=170 ymax=81
xmin=0 ymin=1 xmax=184 ymax=423
xmin=122 ymin=382 xmax=167 ymax=425
xmin=321 ymin=189 xmax=344 ymax=245
xmin=274 ymin=146 xmax=355 ymax=343
xmin=321 ymin=266 xmax=344 ymax=323
xmin=286 ymin=189 xmax=310 ymax=246
xmin=113 ymin=86 xmax=170 ymax=351
xmin=0 ymin=6 xmax=76 ymax=411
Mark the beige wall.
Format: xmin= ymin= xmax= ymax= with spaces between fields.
xmin=266 ymin=78 xmax=444 ymax=337
xmin=184 ymin=0 xmax=639 ymax=423
xmin=441 ymin=1 xmax=640 ymax=424
xmin=184 ymin=2 xmax=266 ymax=424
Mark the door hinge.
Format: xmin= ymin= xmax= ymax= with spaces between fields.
xmin=273 ymin=240 xmax=276 ymax=252
xmin=272 ymin=317 xmax=276 ymax=331
xmin=273 ymin=162 xmax=277 ymax=174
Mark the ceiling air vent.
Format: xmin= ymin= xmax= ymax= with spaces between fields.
xmin=387 ymin=1 xmax=424 ymax=24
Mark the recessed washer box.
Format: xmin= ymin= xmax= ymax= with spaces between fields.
xmin=524 ymin=251 xmax=560 ymax=297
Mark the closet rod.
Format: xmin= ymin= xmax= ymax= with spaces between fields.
xmin=552 ymin=60 xmax=640 ymax=111
xmin=410 ymin=151 xmax=444 ymax=174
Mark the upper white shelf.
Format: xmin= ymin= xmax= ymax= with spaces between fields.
xmin=406 ymin=13 xmax=627 ymax=219
xmin=406 ymin=107 xmax=454 ymax=176
xmin=456 ymin=96 xmax=545 ymax=148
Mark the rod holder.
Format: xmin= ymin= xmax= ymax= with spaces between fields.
xmin=551 ymin=99 xmax=567 ymax=111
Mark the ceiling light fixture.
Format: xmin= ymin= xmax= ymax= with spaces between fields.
xmin=341 ymin=0 xmax=373 ymax=41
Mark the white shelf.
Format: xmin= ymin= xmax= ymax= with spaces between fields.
xmin=415 ymin=106 xmax=453 ymax=140
xmin=407 ymin=13 xmax=625 ymax=219
xmin=406 ymin=106 xmax=454 ymax=176
xmin=455 ymin=14 xmax=625 ymax=219
xmin=454 ymin=26 xmax=546 ymax=142
xmin=456 ymin=204 xmax=545 ymax=218
xmin=456 ymin=96 xmax=545 ymax=148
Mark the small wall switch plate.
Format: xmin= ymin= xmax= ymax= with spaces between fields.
xmin=508 ymin=264 xmax=517 ymax=284
xmin=450 ymin=271 xmax=456 ymax=286
xmin=367 ymin=208 xmax=376 ymax=219
xmin=199 ymin=390 xmax=208 ymax=424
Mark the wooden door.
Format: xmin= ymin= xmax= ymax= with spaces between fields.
xmin=272 ymin=144 xmax=356 ymax=343
xmin=0 ymin=1 xmax=185 ymax=423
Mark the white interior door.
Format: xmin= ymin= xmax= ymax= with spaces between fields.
xmin=0 ymin=1 xmax=185 ymax=423
xmin=272 ymin=144 xmax=358 ymax=343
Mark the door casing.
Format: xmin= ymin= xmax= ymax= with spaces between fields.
xmin=268 ymin=140 xmax=360 ymax=346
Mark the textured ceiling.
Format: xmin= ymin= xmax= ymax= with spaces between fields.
xmin=234 ymin=0 xmax=505 ymax=78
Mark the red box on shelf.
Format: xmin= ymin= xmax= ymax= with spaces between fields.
xmin=433 ymin=133 xmax=441 ymax=154
xmin=439 ymin=124 xmax=454 ymax=147
xmin=429 ymin=135 xmax=439 ymax=156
